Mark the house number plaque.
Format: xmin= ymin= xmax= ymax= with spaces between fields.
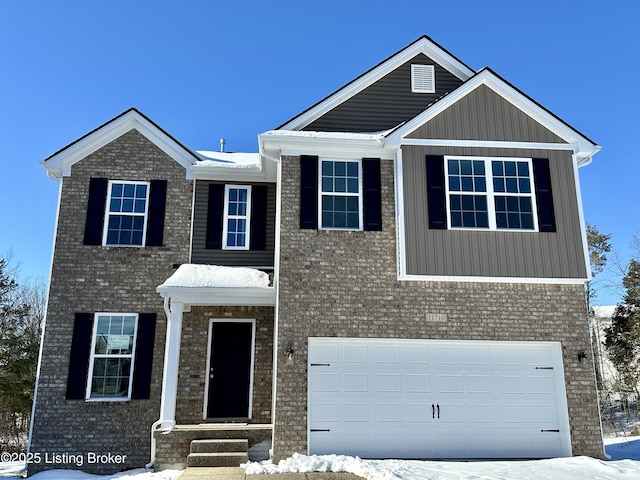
xmin=426 ymin=313 xmax=447 ymax=322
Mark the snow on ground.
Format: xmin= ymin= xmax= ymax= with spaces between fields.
xmin=0 ymin=466 xmax=182 ymax=479
xmin=1 ymin=437 xmax=640 ymax=479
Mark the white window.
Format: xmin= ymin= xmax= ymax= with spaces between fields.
xmin=86 ymin=313 xmax=138 ymax=401
xmin=223 ymin=185 xmax=252 ymax=250
xmin=411 ymin=64 xmax=435 ymax=93
xmin=103 ymin=181 xmax=150 ymax=246
xmin=445 ymin=156 xmax=537 ymax=231
xmin=319 ymin=159 xmax=363 ymax=230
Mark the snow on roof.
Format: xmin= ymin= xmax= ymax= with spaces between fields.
xmin=193 ymin=150 xmax=260 ymax=168
xmin=261 ymin=129 xmax=393 ymax=142
xmin=158 ymin=264 xmax=270 ymax=289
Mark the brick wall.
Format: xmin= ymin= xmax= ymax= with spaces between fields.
xmin=272 ymin=155 xmax=603 ymax=460
xmin=29 ymin=130 xmax=193 ymax=474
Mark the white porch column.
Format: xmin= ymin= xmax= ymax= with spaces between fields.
xmin=159 ymin=299 xmax=184 ymax=429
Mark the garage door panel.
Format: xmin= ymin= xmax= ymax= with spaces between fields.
xmin=308 ymin=338 xmax=571 ymax=459
xmin=342 ymin=403 xmax=368 ymax=422
xmin=405 ymin=373 xmax=431 ymax=392
xmin=343 ymin=373 xmax=368 ymax=392
xmin=499 ymin=375 xmax=526 ymax=394
xmin=344 ymin=345 xmax=367 ymax=363
xmin=312 ymin=402 xmax=340 ymax=422
xmin=467 ymin=403 xmax=494 ymax=423
xmin=376 ymin=373 xmax=402 ymax=392
xmin=403 ymin=345 xmax=430 ymax=363
xmin=313 ymin=372 xmax=340 ymax=392
xmin=377 ymin=344 xmax=401 ymax=363
xmin=405 ymin=403 xmax=433 ymax=422
xmin=437 ymin=374 xmax=464 ymax=393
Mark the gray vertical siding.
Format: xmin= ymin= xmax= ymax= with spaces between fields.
xmin=190 ymin=180 xmax=276 ymax=268
xmin=402 ymin=145 xmax=587 ymax=279
xmin=407 ymin=85 xmax=566 ymax=143
xmin=304 ymin=54 xmax=464 ymax=132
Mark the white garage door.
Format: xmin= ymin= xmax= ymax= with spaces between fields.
xmin=308 ymin=338 xmax=571 ymax=459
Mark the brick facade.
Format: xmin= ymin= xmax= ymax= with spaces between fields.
xmin=30 ymin=130 xmax=193 ymax=474
xmin=272 ymin=155 xmax=604 ymax=460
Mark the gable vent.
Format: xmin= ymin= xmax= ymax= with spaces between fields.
xmin=411 ymin=64 xmax=435 ymax=93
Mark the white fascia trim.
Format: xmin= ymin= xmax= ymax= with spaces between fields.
xmin=398 ymin=273 xmax=587 ymax=285
xmin=260 ymin=134 xmax=397 ymax=160
xmin=401 ymin=138 xmax=576 ymax=151
xmin=573 ymin=153 xmax=593 ymax=282
xmin=41 ymin=110 xmax=196 ymax=180
xmin=155 ymin=286 xmax=276 ymax=307
xmin=280 ymin=38 xmax=475 ymax=131
xmin=190 ymin=154 xmax=278 ymax=182
xmin=190 ymin=166 xmax=276 ymax=182
xmin=385 ymin=70 xmax=600 ymax=162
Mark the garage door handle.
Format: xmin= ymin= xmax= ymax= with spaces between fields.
xmin=432 ymin=404 xmax=435 ymax=419
xmin=437 ymin=404 xmax=440 ymax=419
xmin=310 ymin=429 xmax=331 ymax=432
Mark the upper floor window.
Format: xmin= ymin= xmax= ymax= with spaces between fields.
xmin=222 ymin=185 xmax=252 ymax=250
xmin=319 ymin=159 xmax=363 ymax=230
xmin=86 ymin=313 xmax=138 ymax=400
xmin=103 ymin=181 xmax=150 ymax=246
xmin=445 ymin=157 xmax=537 ymax=231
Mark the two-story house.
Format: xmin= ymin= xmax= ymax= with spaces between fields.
xmin=30 ymin=36 xmax=603 ymax=474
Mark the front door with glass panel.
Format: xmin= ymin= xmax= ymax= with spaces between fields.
xmin=205 ymin=321 xmax=254 ymax=419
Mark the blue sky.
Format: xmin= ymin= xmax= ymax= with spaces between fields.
xmin=1 ymin=0 xmax=637 ymax=305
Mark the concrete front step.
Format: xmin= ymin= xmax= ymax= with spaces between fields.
xmin=191 ymin=438 xmax=249 ymax=453
xmin=187 ymin=451 xmax=249 ymax=468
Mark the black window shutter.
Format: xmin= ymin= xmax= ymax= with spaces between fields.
xmin=131 ymin=313 xmax=157 ymax=400
xmin=533 ymin=158 xmax=556 ymax=232
xmin=146 ymin=180 xmax=168 ymax=246
xmin=362 ymin=158 xmax=382 ymax=231
xmin=426 ymin=155 xmax=447 ymax=229
xmin=250 ymin=185 xmax=268 ymax=250
xmin=206 ymin=184 xmax=225 ymax=249
xmin=66 ymin=313 xmax=93 ymax=400
xmin=83 ymin=178 xmax=108 ymax=245
xmin=300 ymin=155 xmax=318 ymax=229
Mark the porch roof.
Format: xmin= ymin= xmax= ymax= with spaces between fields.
xmin=156 ymin=264 xmax=275 ymax=306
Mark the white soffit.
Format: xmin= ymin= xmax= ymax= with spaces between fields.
xmin=41 ymin=109 xmax=198 ymax=180
xmin=279 ymin=36 xmax=475 ymax=131
xmin=385 ymin=69 xmax=600 ymax=163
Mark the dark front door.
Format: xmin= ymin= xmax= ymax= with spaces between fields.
xmin=206 ymin=321 xmax=253 ymax=419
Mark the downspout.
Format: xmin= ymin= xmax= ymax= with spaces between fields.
xmin=145 ymin=294 xmax=173 ymax=469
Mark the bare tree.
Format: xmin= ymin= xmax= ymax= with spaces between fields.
xmin=0 ymin=254 xmax=45 ymax=451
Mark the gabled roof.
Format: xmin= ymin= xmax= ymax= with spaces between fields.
xmin=41 ymin=108 xmax=200 ymax=180
xmin=278 ymin=36 xmax=476 ymax=131
xmin=384 ymin=68 xmax=601 ymax=164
